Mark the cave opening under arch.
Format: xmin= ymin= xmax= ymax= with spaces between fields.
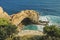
xmin=21 ymin=18 xmax=33 ymax=26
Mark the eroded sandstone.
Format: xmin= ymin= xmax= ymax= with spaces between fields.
xmin=11 ymin=10 xmax=40 ymax=27
xmin=0 ymin=7 xmax=11 ymax=19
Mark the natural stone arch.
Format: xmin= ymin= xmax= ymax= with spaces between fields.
xmin=11 ymin=10 xmax=39 ymax=26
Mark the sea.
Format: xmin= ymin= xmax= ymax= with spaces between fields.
xmin=0 ymin=0 xmax=60 ymax=31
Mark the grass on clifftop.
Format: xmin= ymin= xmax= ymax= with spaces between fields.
xmin=0 ymin=18 xmax=10 ymax=25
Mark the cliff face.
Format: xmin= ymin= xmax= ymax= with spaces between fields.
xmin=11 ymin=10 xmax=40 ymax=27
xmin=0 ymin=7 xmax=11 ymax=19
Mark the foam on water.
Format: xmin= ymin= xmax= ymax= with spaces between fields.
xmin=36 ymin=15 xmax=60 ymax=31
xmin=39 ymin=15 xmax=60 ymax=25
xmin=23 ymin=15 xmax=60 ymax=31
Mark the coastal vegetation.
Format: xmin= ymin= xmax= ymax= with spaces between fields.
xmin=0 ymin=18 xmax=60 ymax=40
xmin=0 ymin=18 xmax=18 ymax=40
xmin=43 ymin=25 xmax=60 ymax=40
xmin=12 ymin=25 xmax=60 ymax=40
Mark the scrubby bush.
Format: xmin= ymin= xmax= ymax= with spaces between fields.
xmin=0 ymin=18 xmax=18 ymax=40
xmin=43 ymin=25 xmax=60 ymax=37
xmin=0 ymin=18 xmax=9 ymax=25
xmin=43 ymin=25 xmax=60 ymax=40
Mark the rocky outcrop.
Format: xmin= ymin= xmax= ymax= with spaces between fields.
xmin=0 ymin=7 xmax=3 ymax=13
xmin=0 ymin=7 xmax=49 ymax=30
xmin=0 ymin=7 xmax=11 ymax=19
xmin=11 ymin=10 xmax=40 ymax=27
xmin=0 ymin=6 xmax=40 ymax=27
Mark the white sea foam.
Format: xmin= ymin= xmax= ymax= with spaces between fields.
xmin=37 ymin=15 xmax=60 ymax=31
xmin=39 ymin=16 xmax=48 ymax=21
xmin=37 ymin=25 xmax=44 ymax=32
xmin=39 ymin=15 xmax=60 ymax=25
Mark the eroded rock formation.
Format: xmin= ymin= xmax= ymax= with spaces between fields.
xmin=0 ymin=6 xmax=40 ymax=28
xmin=0 ymin=7 xmax=11 ymax=20
xmin=11 ymin=10 xmax=40 ymax=27
xmin=0 ymin=7 xmax=49 ymax=30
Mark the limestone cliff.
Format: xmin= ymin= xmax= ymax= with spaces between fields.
xmin=0 ymin=7 xmax=11 ymax=19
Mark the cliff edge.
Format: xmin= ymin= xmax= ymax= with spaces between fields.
xmin=0 ymin=7 xmax=11 ymax=19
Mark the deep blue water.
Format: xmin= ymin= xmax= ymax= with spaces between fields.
xmin=0 ymin=0 xmax=60 ymax=31
xmin=0 ymin=0 xmax=60 ymax=16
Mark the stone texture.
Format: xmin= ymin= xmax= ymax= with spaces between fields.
xmin=0 ymin=7 xmax=3 ymax=14
xmin=0 ymin=7 xmax=11 ymax=19
xmin=11 ymin=10 xmax=40 ymax=26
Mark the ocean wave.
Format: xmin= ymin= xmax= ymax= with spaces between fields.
xmin=36 ymin=15 xmax=60 ymax=31
xmin=39 ymin=15 xmax=60 ymax=26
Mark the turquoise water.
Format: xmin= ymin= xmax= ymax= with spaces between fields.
xmin=23 ymin=25 xmax=38 ymax=30
xmin=23 ymin=25 xmax=44 ymax=31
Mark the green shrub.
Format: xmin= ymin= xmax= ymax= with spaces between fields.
xmin=0 ymin=18 xmax=18 ymax=40
xmin=0 ymin=18 xmax=10 ymax=25
xmin=42 ymin=35 xmax=60 ymax=40
xmin=43 ymin=25 xmax=60 ymax=37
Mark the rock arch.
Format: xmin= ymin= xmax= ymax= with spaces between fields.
xmin=11 ymin=10 xmax=39 ymax=27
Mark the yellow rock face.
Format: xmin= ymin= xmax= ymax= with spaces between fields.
xmin=0 ymin=7 xmax=3 ymax=14
xmin=0 ymin=7 xmax=11 ymax=19
xmin=11 ymin=10 xmax=40 ymax=26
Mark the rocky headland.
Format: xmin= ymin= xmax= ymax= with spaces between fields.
xmin=0 ymin=7 xmax=48 ymax=27
xmin=0 ymin=7 xmax=49 ymax=36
